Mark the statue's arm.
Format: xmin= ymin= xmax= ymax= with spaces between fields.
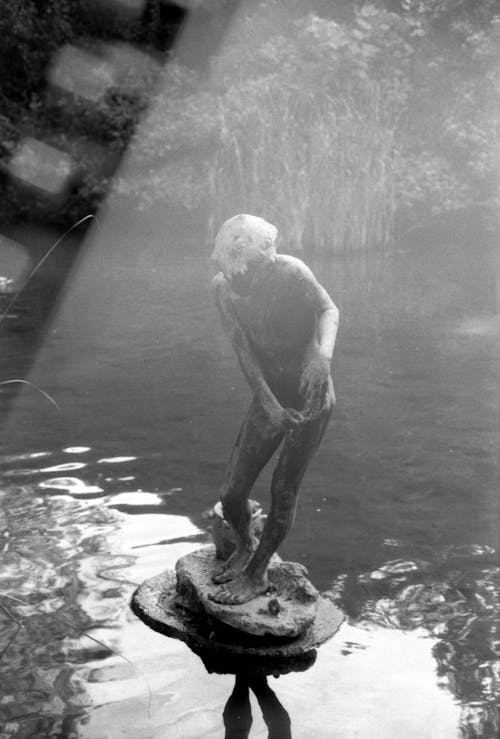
xmin=314 ymin=283 xmax=339 ymax=362
xmin=211 ymin=273 xmax=302 ymax=429
xmin=287 ymin=258 xmax=340 ymax=414
xmin=284 ymin=256 xmax=339 ymax=362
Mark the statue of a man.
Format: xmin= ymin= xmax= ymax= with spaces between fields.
xmin=210 ymin=214 xmax=339 ymax=605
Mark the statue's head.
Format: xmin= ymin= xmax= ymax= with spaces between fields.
xmin=211 ymin=214 xmax=278 ymax=278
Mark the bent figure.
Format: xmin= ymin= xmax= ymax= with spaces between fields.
xmin=210 ymin=214 xmax=339 ymax=605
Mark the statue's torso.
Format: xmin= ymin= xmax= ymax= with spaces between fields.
xmin=232 ymin=258 xmax=318 ymax=388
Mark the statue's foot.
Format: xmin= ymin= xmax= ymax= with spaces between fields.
xmin=212 ymin=541 xmax=257 ymax=584
xmin=212 ymin=564 xmax=241 ymax=584
xmin=209 ymin=572 xmax=269 ymax=605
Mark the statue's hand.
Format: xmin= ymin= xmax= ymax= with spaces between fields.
xmin=300 ymin=355 xmax=334 ymax=419
xmin=262 ymin=399 xmax=304 ymax=431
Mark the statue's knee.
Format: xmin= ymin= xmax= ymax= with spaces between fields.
xmin=220 ymin=485 xmax=247 ymax=518
xmin=270 ymin=482 xmax=298 ymax=510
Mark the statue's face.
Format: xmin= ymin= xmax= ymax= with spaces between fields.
xmin=211 ymin=214 xmax=277 ymax=279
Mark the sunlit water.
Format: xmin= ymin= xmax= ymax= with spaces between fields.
xmin=0 ymin=215 xmax=498 ymax=737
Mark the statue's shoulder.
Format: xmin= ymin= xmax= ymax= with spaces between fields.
xmin=275 ymin=254 xmax=315 ymax=283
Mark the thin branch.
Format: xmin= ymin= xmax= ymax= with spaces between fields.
xmin=0 ymin=214 xmax=98 ymax=326
xmin=0 ymin=379 xmax=60 ymax=410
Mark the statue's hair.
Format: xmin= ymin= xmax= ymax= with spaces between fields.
xmin=211 ymin=214 xmax=278 ymax=277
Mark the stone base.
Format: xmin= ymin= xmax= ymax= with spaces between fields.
xmin=176 ymin=547 xmax=318 ymax=638
xmin=131 ymin=558 xmax=344 ymax=663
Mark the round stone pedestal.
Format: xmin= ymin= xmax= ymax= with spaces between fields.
xmin=131 ymin=559 xmax=343 ymax=661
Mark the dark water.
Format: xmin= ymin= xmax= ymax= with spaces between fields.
xmin=0 ymin=211 xmax=498 ymax=738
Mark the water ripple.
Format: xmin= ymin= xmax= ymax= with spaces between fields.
xmin=0 ymin=451 xmax=51 ymax=465
xmin=39 ymin=477 xmax=104 ymax=495
xmin=41 ymin=463 xmax=87 ymax=473
xmin=97 ymin=457 xmax=137 ymax=464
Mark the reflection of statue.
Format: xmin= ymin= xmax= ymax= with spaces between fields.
xmin=192 ymin=644 xmax=316 ymax=739
xmin=209 ymin=214 xmax=339 ymax=605
xmin=223 ymin=675 xmax=291 ymax=739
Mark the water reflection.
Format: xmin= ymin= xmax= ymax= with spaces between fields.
xmin=191 ymin=646 xmax=316 ymax=739
xmin=222 ymin=674 xmax=291 ymax=739
xmin=97 ymin=456 xmax=137 ymax=464
xmin=0 ymin=486 xmax=119 ymax=735
xmin=0 ymin=484 xmax=207 ymax=737
xmin=0 ymin=474 xmax=497 ymax=737
xmin=342 ymin=553 xmax=499 ymax=739
xmin=41 ymin=462 xmax=87 ymax=472
xmin=39 ymin=477 xmax=104 ymax=494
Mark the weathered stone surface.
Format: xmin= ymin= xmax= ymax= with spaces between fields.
xmin=175 ymin=547 xmax=318 ymax=638
xmin=131 ymin=567 xmax=344 ymax=662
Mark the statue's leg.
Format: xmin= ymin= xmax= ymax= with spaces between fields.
xmin=223 ymin=676 xmax=252 ymax=738
xmin=210 ymin=392 xmax=333 ymax=604
xmin=248 ymin=676 xmax=291 ymax=739
xmin=212 ymin=395 xmax=283 ymax=584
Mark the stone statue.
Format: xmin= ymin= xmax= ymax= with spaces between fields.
xmin=209 ymin=214 xmax=339 ymax=605
xmin=131 ymin=213 xmax=343 ymax=645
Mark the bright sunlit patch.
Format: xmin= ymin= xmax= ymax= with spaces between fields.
xmin=40 ymin=462 xmax=87 ymax=472
xmin=114 ymin=514 xmax=203 ymax=550
xmin=39 ymin=477 xmax=103 ymax=494
xmin=0 ymin=451 xmax=52 ymax=465
xmin=97 ymin=456 xmax=137 ymax=464
xmin=446 ymin=544 xmax=495 ymax=558
xmin=0 ymin=235 xmax=31 ymax=287
xmin=63 ymin=446 xmax=91 ymax=454
xmin=360 ymin=559 xmax=429 ymax=582
xmin=8 ymin=137 xmax=74 ymax=196
xmin=126 ymin=541 xmax=210 ymax=584
xmin=158 ymin=487 xmax=183 ymax=496
xmin=107 ymin=492 xmax=162 ymax=506
xmin=292 ymin=623 xmax=461 ymax=738
xmin=49 ymin=45 xmax=115 ymax=103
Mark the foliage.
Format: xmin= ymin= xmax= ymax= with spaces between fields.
xmin=207 ymin=7 xmax=413 ymax=252
xmin=125 ymin=0 xmax=499 ymax=252
xmin=0 ymin=0 xmax=498 ymax=248
xmin=0 ymin=0 xmax=161 ymax=226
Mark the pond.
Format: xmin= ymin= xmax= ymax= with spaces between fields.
xmin=0 ymin=206 xmax=498 ymax=738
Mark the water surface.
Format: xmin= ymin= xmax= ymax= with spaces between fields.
xmin=0 ymin=212 xmax=498 ymax=737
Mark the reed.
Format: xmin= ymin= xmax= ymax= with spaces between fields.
xmin=208 ymin=77 xmax=404 ymax=254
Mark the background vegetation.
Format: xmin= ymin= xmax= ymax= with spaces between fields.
xmin=0 ymin=0 xmax=499 ymax=252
